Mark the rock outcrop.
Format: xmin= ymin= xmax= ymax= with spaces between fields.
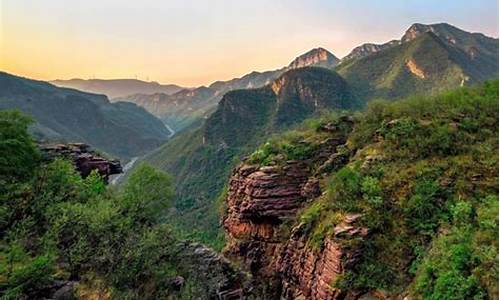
xmin=40 ymin=143 xmax=122 ymax=182
xmin=173 ymin=241 xmax=249 ymax=299
xmin=278 ymin=214 xmax=369 ymax=300
xmin=223 ymin=162 xmax=314 ymax=295
xmin=288 ymin=48 xmax=340 ymax=69
xmin=222 ymin=120 xmax=371 ymax=299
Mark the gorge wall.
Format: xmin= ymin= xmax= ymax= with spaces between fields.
xmin=222 ymin=118 xmax=393 ymax=299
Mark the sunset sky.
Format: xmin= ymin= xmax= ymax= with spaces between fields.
xmin=1 ymin=0 xmax=498 ymax=87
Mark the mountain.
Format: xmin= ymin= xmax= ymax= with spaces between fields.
xmin=209 ymin=48 xmax=339 ymax=95
xmin=222 ymin=81 xmax=499 ymax=299
xmin=117 ymin=86 xmax=218 ymax=132
xmin=288 ymin=47 xmax=340 ymax=69
xmin=337 ymin=23 xmax=498 ymax=100
xmin=0 ymin=72 xmax=170 ymax=158
xmin=342 ymin=40 xmax=401 ymax=61
xmin=342 ymin=22 xmax=498 ymax=63
xmin=119 ymin=48 xmax=342 ymax=132
xmin=143 ymin=67 xmax=359 ymax=246
xmin=51 ymin=78 xmax=185 ymax=99
xmin=208 ymin=69 xmax=284 ymax=96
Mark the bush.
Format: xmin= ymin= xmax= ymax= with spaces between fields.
xmin=402 ymin=180 xmax=444 ymax=235
xmin=0 ymin=244 xmax=55 ymax=300
xmin=327 ymin=167 xmax=363 ymax=212
xmin=0 ymin=110 xmax=40 ymax=184
xmin=122 ymin=163 xmax=174 ymax=224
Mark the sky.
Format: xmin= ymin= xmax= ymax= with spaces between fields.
xmin=1 ymin=0 xmax=498 ymax=87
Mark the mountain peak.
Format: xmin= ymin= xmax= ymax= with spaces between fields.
xmin=288 ymin=47 xmax=340 ymax=69
xmin=402 ymin=22 xmax=464 ymax=42
xmin=342 ymin=40 xmax=401 ymax=61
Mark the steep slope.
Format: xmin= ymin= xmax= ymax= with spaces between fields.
xmin=117 ymin=86 xmax=218 ymax=132
xmin=223 ymin=81 xmax=498 ymax=299
xmin=51 ymin=78 xmax=184 ymax=99
xmin=144 ymin=67 xmax=359 ymax=246
xmin=0 ymin=72 xmax=170 ymax=158
xmin=337 ymin=31 xmax=498 ymax=100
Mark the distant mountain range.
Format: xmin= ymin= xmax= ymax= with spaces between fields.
xmin=118 ymin=87 xmax=218 ymax=132
xmin=113 ymin=47 xmax=342 ymax=132
xmin=51 ymin=78 xmax=185 ymax=99
xmin=52 ymin=23 xmax=498 ymax=136
xmin=140 ymin=22 xmax=498 ymax=243
xmin=0 ymin=72 xmax=170 ymax=158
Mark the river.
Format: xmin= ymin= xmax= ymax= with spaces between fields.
xmin=110 ymin=121 xmax=176 ymax=185
xmin=110 ymin=156 xmax=139 ymax=185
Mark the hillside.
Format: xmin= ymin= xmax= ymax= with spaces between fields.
xmin=0 ymin=111 xmax=247 ymax=299
xmin=144 ymin=67 xmax=359 ymax=246
xmin=0 ymin=72 xmax=170 ymax=158
xmin=337 ymin=23 xmax=498 ymax=100
xmin=116 ymin=86 xmax=218 ymax=132
xmin=223 ymin=81 xmax=499 ymax=298
xmin=114 ymin=48 xmax=341 ymax=132
xmin=51 ymin=78 xmax=184 ymax=99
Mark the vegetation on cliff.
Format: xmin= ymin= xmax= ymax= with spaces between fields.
xmin=242 ymin=81 xmax=498 ymax=298
xmin=144 ymin=67 xmax=358 ymax=249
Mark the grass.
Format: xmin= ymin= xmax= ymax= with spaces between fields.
xmin=288 ymin=81 xmax=499 ymax=295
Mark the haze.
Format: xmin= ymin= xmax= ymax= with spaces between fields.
xmin=1 ymin=0 xmax=498 ymax=86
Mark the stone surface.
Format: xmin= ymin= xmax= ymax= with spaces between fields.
xmin=174 ymin=241 xmax=249 ymax=299
xmin=222 ymin=135 xmax=374 ymax=298
xmin=40 ymin=143 xmax=122 ymax=182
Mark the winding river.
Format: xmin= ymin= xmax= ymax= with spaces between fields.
xmin=110 ymin=121 xmax=176 ymax=185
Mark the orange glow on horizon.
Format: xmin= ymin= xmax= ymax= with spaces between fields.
xmin=1 ymin=0 xmax=497 ymax=87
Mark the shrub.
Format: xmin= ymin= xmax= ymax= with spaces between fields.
xmin=122 ymin=163 xmax=174 ymax=225
xmin=402 ymin=180 xmax=444 ymax=235
xmin=327 ymin=167 xmax=363 ymax=212
xmin=0 ymin=245 xmax=55 ymax=300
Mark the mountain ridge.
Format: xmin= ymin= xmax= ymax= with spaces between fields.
xmin=0 ymin=72 xmax=170 ymax=158
xmin=51 ymin=78 xmax=185 ymax=99
xmin=141 ymin=22 xmax=498 ymax=247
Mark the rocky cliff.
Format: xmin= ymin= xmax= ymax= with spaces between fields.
xmin=222 ymin=82 xmax=499 ymax=299
xmin=41 ymin=143 xmax=122 ymax=182
xmin=222 ymin=118 xmax=379 ymax=299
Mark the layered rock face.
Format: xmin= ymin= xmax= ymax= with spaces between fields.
xmin=41 ymin=143 xmax=122 ymax=182
xmin=223 ymin=162 xmax=314 ymax=292
xmin=278 ymin=214 xmax=369 ymax=300
xmin=223 ymin=121 xmax=374 ymax=299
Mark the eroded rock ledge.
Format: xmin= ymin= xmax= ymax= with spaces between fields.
xmin=40 ymin=143 xmax=122 ymax=182
xmin=222 ymin=122 xmax=376 ymax=299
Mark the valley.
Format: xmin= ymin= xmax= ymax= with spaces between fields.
xmin=1 ymin=19 xmax=498 ymax=300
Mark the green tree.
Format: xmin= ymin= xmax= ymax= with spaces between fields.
xmin=0 ymin=110 xmax=40 ymax=183
xmin=122 ymin=163 xmax=174 ymax=225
